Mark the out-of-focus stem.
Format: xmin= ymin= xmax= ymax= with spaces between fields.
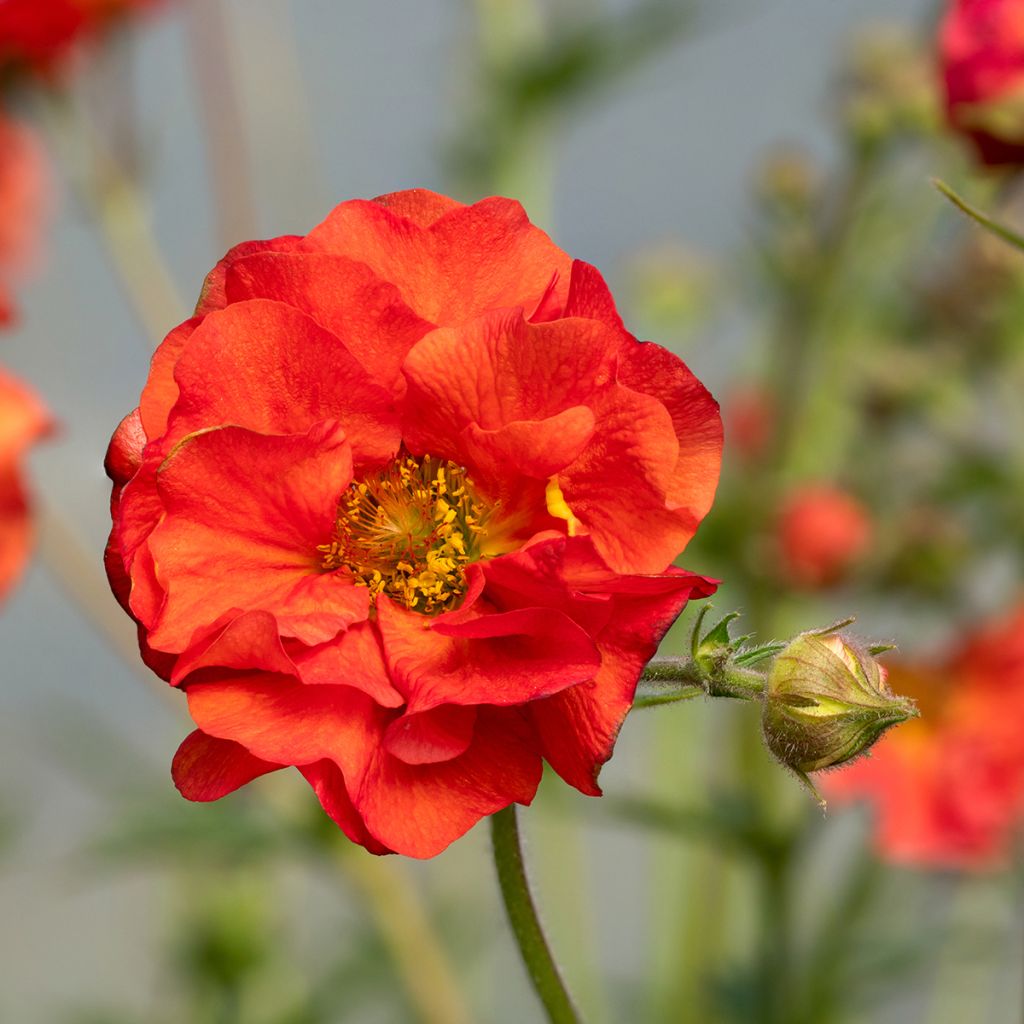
xmin=333 ymin=842 xmax=472 ymax=1024
xmin=88 ymin=157 xmax=187 ymax=343
xmin=756 ymin=851 xmax=792 ymax=1024
xmin=490 ymin=806 xmax=583 ymax=1024
xmin=37 ymin=503 xmax=150 ymax=681
xmin=38 ymin=92 xmax=185 ymax=345
xmin=185 ymin=0 xmax=258 ymax=250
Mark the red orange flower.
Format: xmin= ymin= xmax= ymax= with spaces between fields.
xmin=105 ymin=189 xmax=723 ymax=857
xmin=0 ymin=0 xmax=162 ymax=80
xmin=825 ymin=605 xmax=1024 ymax=869
xmin=0 ymin=112 xmax=49 ymax=326
xmin=777 ymin=485 xmax=871 ymax=590
xmin=940 ymin=0 xmax=1024 ymax=165
xmin=0 ymin=367 xmax=50 ymax=602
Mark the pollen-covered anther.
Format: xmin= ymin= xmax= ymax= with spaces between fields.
xmin=319 ymin=454 xmax=488 ymax=614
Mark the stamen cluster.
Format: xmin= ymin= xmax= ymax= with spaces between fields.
xmin=320 ymin=454 xmax=487 ymax=614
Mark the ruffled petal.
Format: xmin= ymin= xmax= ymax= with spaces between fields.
xmin=171 ymin=610 xmax=297 ymax=686
xmin=377 ymin=594 xmax=600 ymax=714
xmin=371 ymin=188 xmax=464 ymax=227
xmin=186 ymin=672 xmax=382 ymax=785
xmin=354 ymin=706 xmax=542 ymax=858
xmin=288 ymin=620 xmax=405 ymax=709
xmin=401 ymin=309 xmax=618 ymax=463
xmin=167 ymin=299 xmax=400 ymax=467
xmin=617 ymin=342 xmax=723 ymax=519
xmin=172 ymin=729 xmax=283 ymax=801
xmin=481 ymin=534 xmax=716 ymax=793
xmin=222 ymin=253 xmax=432 ymax=391
xmin=307 ymin=196 xmax=571 ymax=325
xmin=139 ymin=318 xmax=201 ymax=440
xmin=195 ymin=235 xmax=303 ymax=315
xmin=557 ymin=384 xmax=685 ymax=573
xmin=146 ymin=423 xmax=368 ymax=651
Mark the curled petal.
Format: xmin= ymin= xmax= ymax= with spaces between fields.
xmin=172 ymin=729 xmax=282 ymax=801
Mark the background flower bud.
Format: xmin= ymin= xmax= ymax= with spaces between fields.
xmin=762 ymin=632 xmax=916 ymax=777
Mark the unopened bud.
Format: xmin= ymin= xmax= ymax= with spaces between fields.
xmin=762 ymin=630 xmax=916 ymax=780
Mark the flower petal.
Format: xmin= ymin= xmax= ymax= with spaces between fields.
xmin=307 ymin=196 xmax=571 ymax=325
xmin=288 ymin=620 xmax=405 ymax=709
xmin=299 ymin=759 xmax=392 ymax=854
xmin=354 ymin=707 xmax=542 ymax=858
xmin=371 ymin=188 xmax=464 ymax=227
xmin=481 ymin=534 xmax=717 ymax=793
xmin=195 ymin=235 xmax=303 ymax=315
xmin=171 ymin=610 xmax=297 ymax=686
xmin=617 ymin=342 xmax=723 ymax=519
xmin=401 ymin=309 xmax=618 ymax=461
xmin=172 ymin=729 xmax=283 ymax=801
xmin=222 ymin=253 xmax=432 ymax=390
xmin=167 ymin=299 xmax=400 ymax=467
xmin=383 ymin=704 xmax=478 ymax=765
xmin=146 ymin=423 xmax=368 ymax=651
xmin=186 ymin=672 xmax=381 ymax=784
xmin=377 ymin=594 xmax=600 ymax=714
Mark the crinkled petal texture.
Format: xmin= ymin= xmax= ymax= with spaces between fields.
xmin=0 ymin=367 xmax=51 ymax=603
xmin=105 ymin=190 xmax=722 ymax=858
xmin=824 ymin=606 xmax=1024 ymax=870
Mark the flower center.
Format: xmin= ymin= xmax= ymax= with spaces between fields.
xmin=319 ymin=454 xmax=488 ymax=615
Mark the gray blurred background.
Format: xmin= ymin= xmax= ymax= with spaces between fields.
xmin=1 ymin=1 xmax=943 ymax=1021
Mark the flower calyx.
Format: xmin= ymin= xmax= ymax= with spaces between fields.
xmin=761 ymin=621 xmax=917 ymax=800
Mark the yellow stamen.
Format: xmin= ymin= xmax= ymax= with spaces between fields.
xmin=545 ymin=477 xmax=583 ymax=537
xmin=318 ymin=454 xmax=489 ymax=615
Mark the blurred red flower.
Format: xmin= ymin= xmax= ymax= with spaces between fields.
xmin=825 ymin=605 xmax=1024 ymax=869
xmin=0 ymin=367 xmax=50 ymax=602
xmin=725 ymin=386 xmax=774 ymax=464
xmin=0 ymin=0 xmax=162 ymax=79
xmin=940 ymin=0 xmax=1024 ymax=165
xmin=777 ymin=485 xmax=870 ymax=589
xmin=105 ymin=189 xmax=723 ymax=857
xmin=0 ymin=112 xmax=50 ymax=326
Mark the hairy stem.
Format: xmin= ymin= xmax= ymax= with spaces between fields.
xmin=491 ymin=805 xmax=583 ymax=1024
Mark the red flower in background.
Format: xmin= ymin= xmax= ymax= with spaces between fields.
xmin=0 ymin=368 xmax=50 ymax=602
xmin=940 ymin=0 xmax=1024 ymax=165
xmin=777 ymin=485 xmax=870 ymax=589
xmin=0 ymin=0 xmax=162 ymax=79
xmin=0 ymin=112 xmax=49 ymax=326
xmin=825 ymin=605 xmax=1024 ymax=869
xmin=725 ymin=386 xmax=774 ymax=465
xmin=105 ymin=189 xmax=723 ymax=857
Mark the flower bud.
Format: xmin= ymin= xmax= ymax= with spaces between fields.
xmin=762 ymin=631 xmax=916 ymax=779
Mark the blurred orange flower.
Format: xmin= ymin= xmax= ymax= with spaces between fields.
xmin=0 ymin=367 xmax=50 ymax=603
xmin=0 ymin=0 xmax=162 ymax=79
xmin=0 ymin=111 xmax=49 ymax=326
xmin=825 ymin=605 xmax=1024 ymax=869
xmin=777 ymin=485 xmax=871 ymax=589
xmin=104 ymin=189 xmax=723 ymax=857
xmin=940 ymin=0 xmax=1024 ymax=165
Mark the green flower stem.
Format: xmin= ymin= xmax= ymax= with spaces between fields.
xmin=637 ymin=656 xmax=766 ymax=707
xmin=490 ymin=806 xmax=583 ymax=1024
